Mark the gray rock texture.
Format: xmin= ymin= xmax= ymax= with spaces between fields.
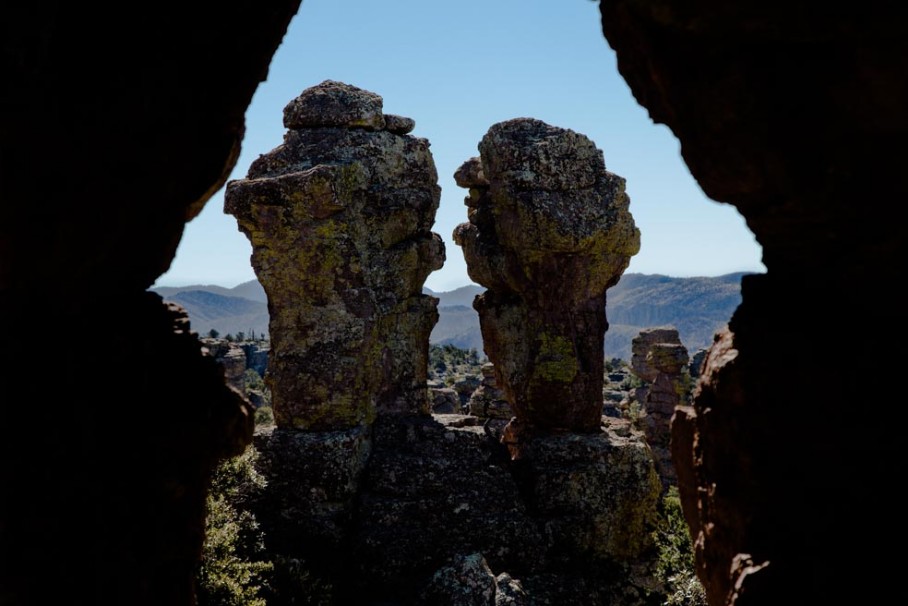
xmin=453 ymin=118 xmax=640 ymax=450
xmin=630 ymin=328 xmax=690 ymax=493
xmin=225 ymin=80 xmax=445 ymax=430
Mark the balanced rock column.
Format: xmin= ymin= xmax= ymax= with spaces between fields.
xmin=630 ymin=327 xmax=690 ymax=493
xmin=453 ymin=118 xmax=640 ymax=443
xmin=225 ymin=80 xmax=445 ymax=430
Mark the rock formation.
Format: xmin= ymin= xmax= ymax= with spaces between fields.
xmin=8 ymin=5 xmax=902 ymax=605
xmin=224 ymin=81 xmax=447 ymax=595
xmin=453 ymin=118 xmax=640 ymax=449
xmin=466 ymin=362 xmax=513 ymax=420
xmin=201 ymin=338 xmax=249 ymax=393
xmin=430 ymin=386 xmax=461 ymax=414
xmin=225 ymin=79 xmax=445 ymax=431
xmin=0 ymin=4 xmax=301 ymax=604
xmin=220 ymin=92 xmax=664 ymax=603
xmin=599 ymin=3 xmax=908 ymax=604
xmin=629 ymin=327 xmax=690 ymax=492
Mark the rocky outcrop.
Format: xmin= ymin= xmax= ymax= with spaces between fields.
xmin=0 ymin=4 xmax=301 ymax=604
xmin=225 ymin=80 xmax=445 ymax=430
xmin=467 ymin=362 xmax=513 ymax=420
xmin=453 ymin=375 xmax=481 ymax=409
xmin=222 ymin=101 xmax=665 ymax=606
xmin=599 ymin=3 xmax=908 ymax=604
xmin=201 ymin=338 xmax=249 ymax=393
xmin=223 ymin=81 xmax=448 ymax=602
xmin=345 ymin=414 xmax=661 ymax=606
xmin=629 ymin=328 xmax=690 ymax=493
xmin=454 ymin=118 xmax=640 ymax=449
xmin=5 ymin=5 xmax=904 ymax=606
xmin=240 ymin=341 xmax=270 ymax=376
xmin=430 ymin=387 xmax=462 ymax=414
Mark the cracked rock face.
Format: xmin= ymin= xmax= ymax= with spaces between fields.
xmin=225 ymin=80 xmax=445 ymax=430
xmin=453 ymin=118 xmax=640 ymax=444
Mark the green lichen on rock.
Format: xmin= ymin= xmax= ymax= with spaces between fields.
xmin=224 ymin=81 xmax=444 ymax=431
xmin=454 ymin=118 xmax=639 ymax=438
xmin=534 ymin=333 xmax=578 ymax=382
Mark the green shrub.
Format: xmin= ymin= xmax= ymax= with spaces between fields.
xmin=652 ymin=486 xmax=706 ymax=606
xmin=254 ymin=406 xmax=274 ymax=427
xmin=196 ymin=447 xmax=272 ymax=606
xmin=261 ymin=556 xmax=334 ymax=606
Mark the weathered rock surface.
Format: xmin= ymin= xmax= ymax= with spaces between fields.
xmin=251 ymin=425 xmax=371 ymax=561
xmin=599 ymin=3 xmax=908 ymax=604
xmin=453 ymin=374 xmax=482 ymax=408
xmin=629 ymin=328 xmax=690 ymax=493
xmin=201 ymin=338 xmax=248 ymax=392
xmin=430 ymin=386 xmax=462 ymax=413
xmin=453 ymin=118 xmax=640 ymax=445
xmin=342 ymin=414 xmax=660 ymax=605
xmin=467 ymin=362 xmax=513 ymax=420
xmin=418 ymin=553 xmax=498 ymax=606
xmin=351 ymin=414 xmax=544 ymax=602
xmin=225 ymin=80 xmax=445 ymax=430
xmin=509 ymin=428 xmax=662 ymax=566
xmin=240 ymin=341 xmax=270 ymax=376
xmin=0 ymin=4 xmax=300 ymax=604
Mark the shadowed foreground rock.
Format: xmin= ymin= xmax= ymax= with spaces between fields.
xmin=0 ymin=3 xmax=301 ymax=604
xmin=599 ymin=2 xmax=908 ymax=604
xmin=225 ymin=79 xmax=445 ymax=430
xmin=454 ymin=118 xmax=640 ymax=450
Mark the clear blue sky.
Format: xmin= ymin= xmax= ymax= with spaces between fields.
xmin=155 ymin=0 xmax=764 ymax=292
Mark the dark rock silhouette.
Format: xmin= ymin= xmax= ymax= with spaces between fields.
xmin=599 ymin=2 xmax=908 ymax=603
xmin=0 ymin=4 xmax=301 ymax=604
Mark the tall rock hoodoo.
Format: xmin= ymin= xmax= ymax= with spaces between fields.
xmin=225 ymin=92 xmax=661 ymax=604
xmin=630 ymin=327 xmax=690 ymax=492
xmin=225 ymin=80 xmax=445 ymax=431
xmin=453 ymin=118 xmax=641 ymax=452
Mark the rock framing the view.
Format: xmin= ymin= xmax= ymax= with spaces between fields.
xmin=453 ymin=118 xmax=641 ymax=452
xmin=225 ymin=79 xmax=445 ymax=431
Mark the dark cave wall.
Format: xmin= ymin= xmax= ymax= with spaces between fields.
xmin=2 ymin=2 xmax=905 ymax=605
xmin=0 ymin=3 xmax=301 ymax=605
xmin=598 ymin=2 xmax=907 ymax=604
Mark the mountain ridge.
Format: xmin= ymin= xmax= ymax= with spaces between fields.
xmin=151 ymin=272 xmax=754 ymax=360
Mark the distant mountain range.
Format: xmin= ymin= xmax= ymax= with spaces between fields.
xmin=151 ymin=272 xmax=754 ymax=361
xmin=152 ymin=281 xmax=269 ymax=338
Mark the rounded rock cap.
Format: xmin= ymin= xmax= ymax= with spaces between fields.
xmin=384 ymin=114 xmax=416 ymax=135
xmin=453 ymin=157 xmax=488 ymax=188
xmin=283 ymin=80 xmax=385 ymax=130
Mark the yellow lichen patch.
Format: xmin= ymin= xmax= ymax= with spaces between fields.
xmin=534 ymin=333 xmax=578 ymax=382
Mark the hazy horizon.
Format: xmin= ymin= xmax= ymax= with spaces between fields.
xmin=154 ymin=269 xmax=760 ymax=293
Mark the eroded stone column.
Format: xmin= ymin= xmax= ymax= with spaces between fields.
xmin=630 ymin=327 xmax=690 ymax=492
xmin=225 ymin=80 xmax=445 ymax=430
xmin=453 ymin=118 xmax=640 ymax=444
